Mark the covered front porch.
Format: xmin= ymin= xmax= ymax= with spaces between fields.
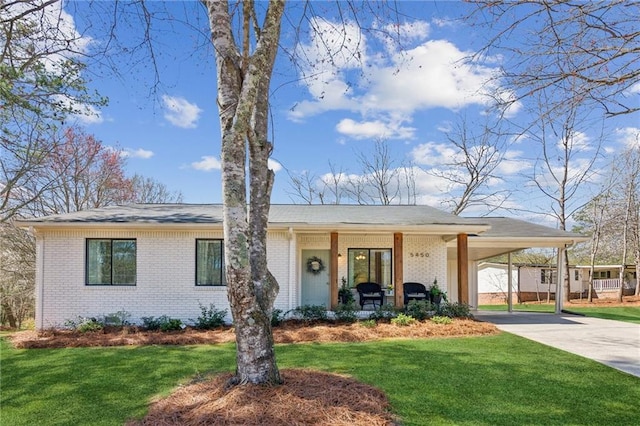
xmin=297 ymin=216 xmax=586 ymax=313
xmin=323 ymin=232 xmax=477 ymax=309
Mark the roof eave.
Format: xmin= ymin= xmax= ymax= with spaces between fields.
xmin=15 ymin=220 xmax=491 ymax=235
xmin=462 ymin=236 xmax=588 ymax=248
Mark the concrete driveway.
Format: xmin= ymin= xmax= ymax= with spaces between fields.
xmin=474 ymin=311 xmax=640 ymax=378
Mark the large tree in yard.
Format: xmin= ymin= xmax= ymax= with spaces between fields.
xmin=203 ymin=0 xmax=284 ymax=385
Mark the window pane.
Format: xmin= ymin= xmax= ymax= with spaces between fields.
xmin=112 ymin=240 xmax=136 ymax=285
xmin=87 ymin=240 xmax=111 ymax=285
xmin=349 ymin=250 xmax=369 ymax=286
xmin=348 ymin=249 xmax=392 ymax=287
xmin=370 ymin=249 xmax=392 ymax=287
xmin=197 ymin=240 xmax=224 ymax=286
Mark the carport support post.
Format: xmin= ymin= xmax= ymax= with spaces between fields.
xmin=330 ymin=232 xmax=339 ymax=309
xmin=507 ymin=252 xmax=513 ymax=313
xmin=394 ymin=233 xmax=403 ymax=308
xmin=555 ymin=247 xmax=565 ymax=314
xmin=457 ymin=233 xmax=469 ymax=304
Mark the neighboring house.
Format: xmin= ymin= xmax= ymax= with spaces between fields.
xmin=478 ymin=263 xmax=637 ymax=304
xmin=574 ymin=265 xmax=637 ymax=295
xmin=15 ymin=204 xmax=585 ymax=329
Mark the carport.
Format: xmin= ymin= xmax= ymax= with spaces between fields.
xmin=446 ymin=217 xmax=588 ymax=313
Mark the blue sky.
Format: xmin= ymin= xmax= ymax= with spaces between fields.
xmin=52 ymin=1 xmax=639 ymax=222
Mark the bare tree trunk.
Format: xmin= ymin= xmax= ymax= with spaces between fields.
xmin=635 ymin=249 xmax=640 ymax=296
xmin=205 ymin=0 xmax=284 ymax=385
xmin=618 ymin=151 xmax=639 ymax=302
xmin=587 ymin=197 xmax=607 ymax=302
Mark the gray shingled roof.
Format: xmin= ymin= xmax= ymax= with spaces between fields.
xmin=468 ymin=217 xmax=584 ymax=239
xmin=15 ymin=203 xmax=489 ymax=228
xmin=14 ymin=204 xmax=586 ymax=244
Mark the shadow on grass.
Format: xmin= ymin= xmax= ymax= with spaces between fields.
xmin=562 ymin=308 xmax=640 ymax=324
xmin=3 ymin=335 xmax=640 ymax=426
xmin=276 ymin=335 xmax=640 ymax=426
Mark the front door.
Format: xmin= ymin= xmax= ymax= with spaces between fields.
xmin=301 ymin=249 xmax=330 ymax=308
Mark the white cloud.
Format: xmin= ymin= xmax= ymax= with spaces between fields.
xmin=616 ymin=127 xmax=640 ymax=148
xmin=268 ymin=159 xmax=283 ymax=172
xmin=162 ymin=95 xmax=202 ymax=128
xmin=431 ymin=17 xmax=456 ymax=29
xmin=561 ymin=131 xmax=592 ymax=152
xmin=190 ymin=156 xmax=281 ymax=173
xmin=1 ymin=3 xmax=105 ymax=125
xmin=362 ymin=40 xmax=497 ymax=113
xmin=410 ymin=142 xmax=457 ymax=166
xmin=53 ymin=95 xmax=104 ymax=125
xmin=625 ymin=82 xmax=640 ymax=95
xmin=380 ymin=21 xmax=430 ymax=41
xmin=496 ymin=150 xmax=531 ymax=175
xmin=335 ymin=118 xmax=415 ymax=140
xmin=290 ymin=20 xmax=503 ymax=141
xmin=121 ymin=148 xmax=154 ymax=159
xmin=374 ymin=20 xmax=431 ymax=53
xmin=2 ymin=1 xmax=94 ymax=69
xmin=191 ymin=156 xmax=221 ymax=171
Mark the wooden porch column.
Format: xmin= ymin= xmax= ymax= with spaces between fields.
xmin=330 ymin=232 xmax=339 ymax=309
xmin=394 ymin=233 xmax=403 ymax=307
xmin=457 ymin=233 xmax=469 ymax=304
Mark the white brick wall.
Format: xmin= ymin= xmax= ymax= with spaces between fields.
xmin=403 ymin=235 xmax=447 ymax=290
xmin=36 ymin=229 xmax=449 ymax=328
xmin=37 ymin=229 xmax=291 ymax=328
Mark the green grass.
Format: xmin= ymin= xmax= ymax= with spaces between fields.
xmin=2 ymin=335 xmax=639 ymax=426
xmin=479 ymin=303 xmax=640 ymax=324
xmin=562 ymin=306 xmax=640 ymax=324
xmin=479 ymin=303 xmax=555 ymax=313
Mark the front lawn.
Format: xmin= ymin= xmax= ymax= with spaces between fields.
xmin=480 ymin=303 xmax=640 ymax=324
xmin=562 ymin=306 xmax=640 ymax=324
xmin=479 ymin=303 xmax=555 ymax=313
xmin=2 ymin=334 xmax=639 ymax=425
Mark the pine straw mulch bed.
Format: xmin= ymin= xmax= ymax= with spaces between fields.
xmin=8 ymin=318 xmax=498 ymax=349
xmin=127 ymin=368 xmax=397 ymax=426
xmin=7 ymin=319 xmax=498 ymax=426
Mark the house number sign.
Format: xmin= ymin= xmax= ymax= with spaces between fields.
xmin=409 ymin=252 xmax=430 ymax=257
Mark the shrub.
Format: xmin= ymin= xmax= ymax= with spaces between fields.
xmin=439 ymin=302 xmax=473 ymax=318
xmin=334 ymin=302 xmax=358 ymax=323
xmin=102 ymin=310 xmax=132 ymax=327
xmin=193 ymin=303 xmax=227 ymax=329
xmin=271 ymin=308 xmax=284 ymax=327
xmin=142 ymin=315 xmax=183 ymax=331
xmin=141 ymin=316 xmax=160 ymax=330
xmin=391 ymin=313 xmax=416 ymax=326
xmin=405 ymin=300 xmax=437 ymax=320
xmin=64 ymin=316 xmax=104 ymax=333
xmin=368 ymin=304 xmax=400 ymax=322
xmin=338 ymin=277 xmax=355 ymax=305
xmin=359 ymin=319 xmax=377 ymax=328
xmin=431 ymin=315 xmax=453 ymax=325
xmin=292 ymin=305 xmax=328 ymax=323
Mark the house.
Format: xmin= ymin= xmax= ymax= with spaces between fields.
xmin=15 ymin=204 xmax=585 ymax=329
xmin=478 ymin=262 xmax=637 ymax=304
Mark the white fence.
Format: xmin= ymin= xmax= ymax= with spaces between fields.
xmin=592 ymin=279 xmax=635 ymax=291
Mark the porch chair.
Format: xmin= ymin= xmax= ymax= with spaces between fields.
xmin=356 ymin=282 xmax=385 ymax=310
xmin=403 ymin=282 xmax=429 ymax=306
